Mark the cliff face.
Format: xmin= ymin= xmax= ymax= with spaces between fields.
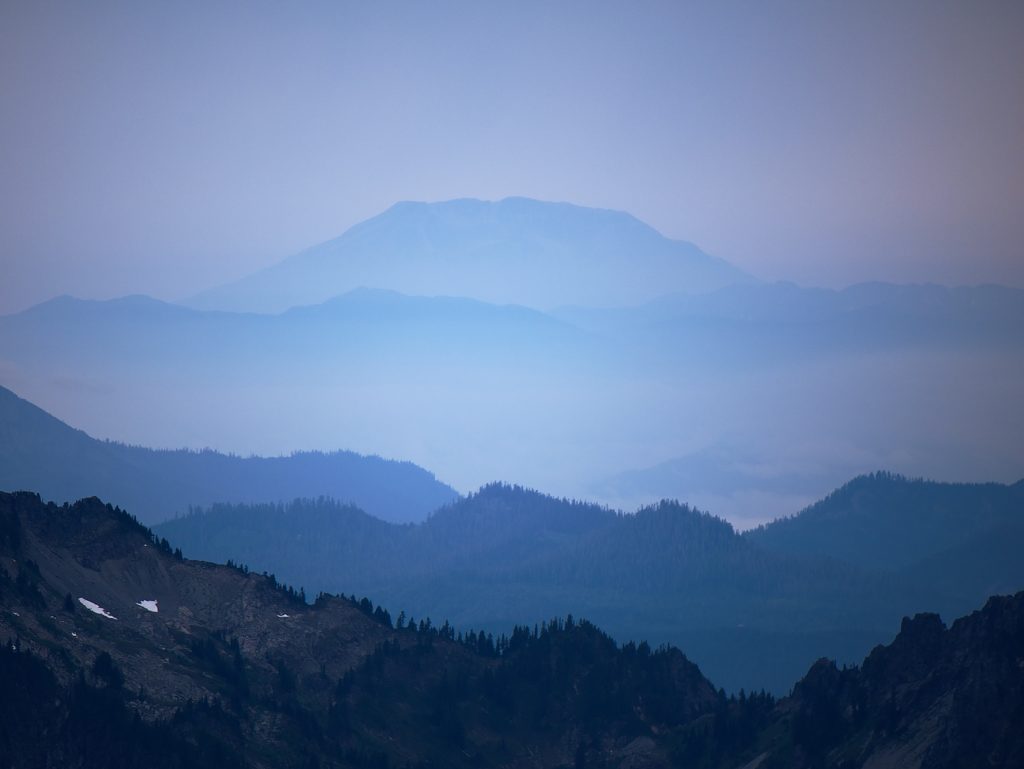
xmin=778 ymin=597 xmax=1024 ymax=769
xmin=0 ymin=492 xmax=397 ymax=761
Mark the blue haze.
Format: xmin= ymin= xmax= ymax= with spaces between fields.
xmin=2 ymin=200 xmax=1022 ymax=526
xmin=2 ymin=1 xmax=1024 ymax=313
xmin=1 ymin=3 xmax=1022 ymax=525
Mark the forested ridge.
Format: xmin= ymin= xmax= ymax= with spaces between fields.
xmin=157 ymin=474 xmax=1024 ymax=693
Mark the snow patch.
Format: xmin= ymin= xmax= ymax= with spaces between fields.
xmin=276 ymin=613 xmax=290 ymax=618
xmin=78 ymin=598 xmax=117 ymax=620
xmin=71 ymin=632 xmax=78 ymax=638
xmin=136 ymin=600 xmax=159 ymax=613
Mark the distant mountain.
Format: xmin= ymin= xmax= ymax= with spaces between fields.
xmin=557 ymin=280 xmax=1024 ymax=327
xmin=554 ymin=280 xmax=1024 ymax=368
xmin=0 ymin=385 xmax=457 ymax=524
xmin=4 ymin=490 xmax=1022 ymax=768
xmin=0 ymin=290 xmax=591 ymax=391
xmin=185 ymin=197 xmax=754 ymax=312
xmin=7 ymin=282 xmax=1018 ymax=387
xmin=0 ymin=287 xmax=585 ymax=363
xmin=3 ymin=278 xmax=1021 ymax=514
xmin=14 ymin=282 xmax=1020 ymax=384
xmin=156 ymin=478 xmax=1024 ymax=693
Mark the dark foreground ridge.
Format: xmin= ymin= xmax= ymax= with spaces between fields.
xmin=2 ymin=491 xmax=1023 ymax=768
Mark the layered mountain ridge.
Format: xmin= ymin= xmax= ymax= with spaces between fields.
xmin=155 ymin=474 xmax=1024 ymax=694
xmin=2 ymin=490 xmax=1022 ymax=769
xmin=3 ymin=274 xmax=1021 ymax=519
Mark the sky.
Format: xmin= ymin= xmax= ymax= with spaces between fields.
xmin=1 ymin=0 xmax=1023 ymax=315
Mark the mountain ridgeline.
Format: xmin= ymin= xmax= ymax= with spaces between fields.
xmin=2 ymin=202 xmax=1021 ymax=517
xmin=155 ymin=473 xmax=1024 ymax=694
xmin=185 ymin=197 xmax=753 ymax=312
xmin=0 ymin=385 xmax=457 ymax=525
xmin=2 ymin=282 xmax=1020 ymax=524
xmin=746 ymin=471 xmax=1024 ymax=570
xmin=3 ymin=490 xmax=1023 ymax=769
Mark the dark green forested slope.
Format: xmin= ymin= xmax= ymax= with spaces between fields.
xmin=158 ymin=486 xmax=869 ymax=625
xmin=0 ymin=384 xmax=457 ymax=524
xmin=746 ymin=471 xmax=1024 ymax=570
xmin=746 ymin=472 xmax=1024 ymax=620
xmin=156 ymin=476 xmax=1024 ymax=693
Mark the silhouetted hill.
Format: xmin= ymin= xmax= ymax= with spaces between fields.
xmin=747 ymin=472 xmax=1024 ymax=570
xmin=155 ymin=479 xmax=1024 ymax=694
xmin=745 ymin=473 xmax=1024 ymax=625
xmin=0 ymin=385 xmax=457 ymax=524
xmin=185 ymin=197 xmax=753 ymax=312
xmin=3 ymin=490 xmax=1022 ymax=768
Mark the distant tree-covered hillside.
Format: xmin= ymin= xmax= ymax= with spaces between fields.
xmin=746 ymin=471 xmax=1024 ymax=569
xmin=157 ymin=476 xmax=1024 ymax=693
xmin=745 ymin=472 xmax=1024 ymax=623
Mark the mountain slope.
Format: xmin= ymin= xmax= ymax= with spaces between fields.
xmin=0 ymin=385 xmax=457 ymax=524
xmin=158 ymin=481 xmax=1022 ymax=694
xmin=185 ymin=197 xmax=753 ymax=312
xmin=0 ymin=490 xmax=722 ymax=769
xmin=156 ymin=478 xmax=1024 ymax=694
xmin=763 ymin=596 xmax=1024 ymax=768
xmin=746 ymin=472 xmax=1024 ymax=571
xmin=3 ymin=490 xmax=1022 ymax=768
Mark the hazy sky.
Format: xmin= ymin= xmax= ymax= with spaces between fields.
xmin=2 ymin=0 xmax=1022 ymax=314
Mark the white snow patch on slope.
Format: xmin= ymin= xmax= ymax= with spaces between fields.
xmin=78 ymin=598 xmax=117 ymax=620
xmin=277 ymin=613 xmax=290 ymax=618
xmin=136 ymin=600 xmax=159 ymax=613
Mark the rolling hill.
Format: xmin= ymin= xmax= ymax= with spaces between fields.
xmin=155 ymin=476 xmax=1024 ymax=693
xmin=747 ymin=472 xmax=1024 ymax=571
xmin=0 ymin=385 xmax=457 ymax=525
